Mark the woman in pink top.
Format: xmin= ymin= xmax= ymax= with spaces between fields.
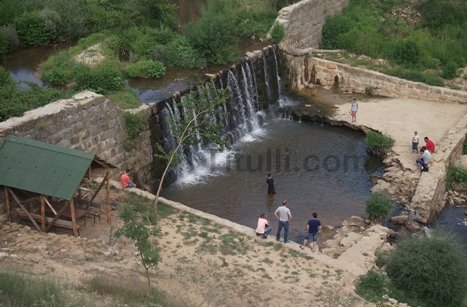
xmin=256 ymin=213 xmax=272 ymax=239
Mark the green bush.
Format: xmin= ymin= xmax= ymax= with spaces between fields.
xmin=375 ymin=250 xmax=390 ymax=268
xmin=74 ymin=61 xmax=124 ymax=93
xmin=391 ymin=40 xmax=421 ymax=66
xmin=0 ymin=25 xmax=19 ymax=54
xmin=108 ymin=89 xmax=140 ymax=110
xmin=185 ymin=0 xmax=239 ymax=64
xmin=387 ymin=232 xmax=467 ymax=307
xmin=355 ymin=270 xmax=386 ymax=302
xmin=126 ymin=59 xmax=165 ymax=79
xmin=0 ymin=0 xmax=23 ymax=26
xmin=163 ymin=36 xmax=206 ymax=68
xmin=364 ymin=131 xmax=395 ymax=156
xmin=123 ymin=111 xmax=145 ymax=151
xmin=270 ymin=22 xmax=285 ymax=44
xmin=14 ymin=11 xmax=56 ymax=46
xmin=442 ymin=61 xmax=458 ymax=79
xmin=366 ymin=193 xmax=392 ymax=220
xmin=0 ymin=66 xmax=67 ymax=121
xmin=446 ymin=166 xmax=467 ymax=190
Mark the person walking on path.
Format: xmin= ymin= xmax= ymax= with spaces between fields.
xmin=255 ymin=213 xmax=272 ymax=239
xmin=120 ymin=169 xmax=136 ymax=189
xmin=266 ymin=173 xmax=276 ymax=195
xmin=350 ymin=98 xmax=358 ymax=123
xmin=412 ymin=131 xmax=419 ymax=153
xmin=416 ymin=146 xmax=432 ymax=172
xmin=275 ymin=200 xmax=292 ymax=243
xmin=424 ymin=137 xmax=435 ymax=154
xmin=300 ymin=212 xmax=321 ymax=253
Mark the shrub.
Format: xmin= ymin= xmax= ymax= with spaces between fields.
xmin=123 ymin=111 xmax=145 ymax=151
xmin=375 ymin=250 xmax=390 ymax=268
xmin=40 ymin=50 xmax=76 ymax=86
xmin=321 ymin=15 xmax=353 ymax=49
xmin=366 ymin=193 xmax=392 ymax=220
xmin=0 ymin=25 xmax=19 ymax=54
xmin=441 ymin=61 xmax=458 ymax=79
xmin=14 ymin=11 xmax=56 ymax=46
xmin=185 ymin=0 xmax=239 ymax=64
xmin=108 ymin=89 xmax=140 ymax=110
xmin=446 ymin=166 xmax=467 ymax=190
xmin=364 ymin=131 xmax=395 ymax=156
xmin=74 ymin=61 xmax=124 ymax=92
xmin=386 ymin=232 xmax=467 ymax=307
xmin=270 ymin=22 xmax=285 ymax=44
xmin=355 ymin=270 xmax=386 ymax=302
xmin=391 ymin=40 xmax=421 ymax=66
xmin=163 ymin=36 xmax=206 ymax=68
xmin=0 ymin=0 xmax=23 ymax=26
xmin=126 ymin=59 xmax=165 ymax=79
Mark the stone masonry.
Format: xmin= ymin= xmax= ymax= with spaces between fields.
xmin=275 ymin=0 xmax=350 ymax=50
xmin=0 ymin=91 xmax=154 ymax=182
xmin=283 ymin=53 xmax=467 ymax=104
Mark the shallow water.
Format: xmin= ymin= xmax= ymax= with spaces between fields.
xmin=433 ymin=205 xmax=467 ymax=254
xmin=162 ymin=116 xmax=383 ymax=242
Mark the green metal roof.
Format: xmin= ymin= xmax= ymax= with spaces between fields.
xmin=0 ymin=136 xmax=94 ymax=200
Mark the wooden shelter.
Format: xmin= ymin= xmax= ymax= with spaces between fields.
xmin=0 ymin=136 xmax=116 ymax=237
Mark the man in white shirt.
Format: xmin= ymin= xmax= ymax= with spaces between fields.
xmin=416 ymin=146 xmax=432 ymax=172
xmin=274 ymin=200 xmax=292 ymax=243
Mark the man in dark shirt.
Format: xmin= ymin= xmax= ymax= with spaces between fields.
xmin=300 ymin=212 xmax=321 ymax=253
xmin=266 ymin=173 xmax=275 ymax=195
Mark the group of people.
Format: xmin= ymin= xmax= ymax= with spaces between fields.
xmin=412 ymin=132 xmax=436 ymax=172
xmin=256 ymin=175 xmax=322 ymax=253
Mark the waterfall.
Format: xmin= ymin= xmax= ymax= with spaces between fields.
xmin=272 ymin=47 xmax=283 ymax=102
xmin=159 ymin=46 xmax=282 ymax=183
xmin=262 ymin=54 xmax=271 ymax=105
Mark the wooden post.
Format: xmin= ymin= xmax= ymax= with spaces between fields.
xmin=4 ymin=187 xmax=10 ymax=222
xmin=105 ymin=172 xmax=111 ymax=225
xmin=40 ymin=196 xmax=45 ymax=232
xmin=70 ymin=199 xmax=78 ymax=237
xmin=46 ymin=203 xmax=69 ymax=232
xmin=9 ymin=188 xmax=40 ymax=232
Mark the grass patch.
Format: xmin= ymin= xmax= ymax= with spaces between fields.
xmin=87 ymin=276 xmax=169 ymax=306
xmin=446 ymin=166 xmax=467 ymax=190
xmin=219 ymin=232 xmax=247 ymax=255
xmin=375 ymin=250 xmax=390 ymax=268
xmin=364 ymin=131 xmax=395 ymax=157
xmin=366 ymin=193 xmax=392 ymax=221
xmin=0 ymin=272 xmax=72 ymax=307
xmin=107 ymin=89 xmax=140 ymax=109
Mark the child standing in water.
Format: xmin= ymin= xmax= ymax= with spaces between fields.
xmin=412 ymin=131 xmax=419 ymax=153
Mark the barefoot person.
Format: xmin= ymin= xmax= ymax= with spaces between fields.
xmin=300 ymin=212 xmax=321 ymax=253
xmin=275 ymin=200 xmax=292 ymax=243
xmin=255 ymin=213 xmax=272 ymax=239
xmin=350 ymin=98 xmax=358 ymax=122
xmin=120 ymin=169 xmax=136 ymax=189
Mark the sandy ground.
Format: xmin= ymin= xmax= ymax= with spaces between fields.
xmin=332 ymin=98 xmax=467 ymax=170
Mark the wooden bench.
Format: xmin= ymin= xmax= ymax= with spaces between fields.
xmin=16 ymin=209 xmax=80 ymax=235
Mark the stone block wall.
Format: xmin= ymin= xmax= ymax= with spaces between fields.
xmin=0 ymin=91 xmax=154 ymax=183
xmin=410 ymin=114 xmax=467 ymax=219
xmin=283 ymin=53 xmax=467 ymax=104
xmin=275 ymin=0 xmax=349 ymax=50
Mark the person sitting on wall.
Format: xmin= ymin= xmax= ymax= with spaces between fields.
xmin=416 ymin=146 xmax=432 ymax=172
xmin=121 ymin=169 xmax=136 ymax=189
xmin=424 ymin=137 xmax=435 ymax=154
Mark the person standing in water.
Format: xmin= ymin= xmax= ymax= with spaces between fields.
xmin=266 ymin=173 xmax=275 ymax=195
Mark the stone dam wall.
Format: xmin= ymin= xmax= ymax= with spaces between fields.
xmin=0 ymin=91 xmax=155 ymax=184
xmin=275 ymin=0 xmax=350 ymax=50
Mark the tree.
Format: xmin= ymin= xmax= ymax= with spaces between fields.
xmin=115 ymin=204 xmax=160 ymax=287
xmin=150 ymin=82 xmax=229 ymax=221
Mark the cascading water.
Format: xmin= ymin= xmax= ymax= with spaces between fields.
xmin=160 ymin=47 xmax=281 ymax=183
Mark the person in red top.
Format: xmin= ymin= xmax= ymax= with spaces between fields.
xmin=120 ymin=169 xmax=136 ymax=189
xmin=424 ymin=137 xmax=435 ymax=153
